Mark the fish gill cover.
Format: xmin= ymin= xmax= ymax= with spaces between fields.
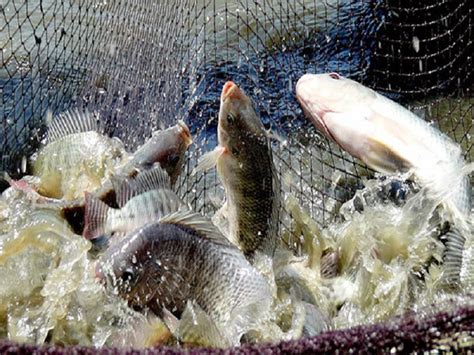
xmin=0 ymin=0 xmax=473 ymax=353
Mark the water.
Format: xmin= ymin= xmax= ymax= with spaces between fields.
xmin=0 ymin=0 xmax=473 ymax=349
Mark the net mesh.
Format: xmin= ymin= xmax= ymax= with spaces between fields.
xmin=1 ymin=0 xmax=473 ymax=352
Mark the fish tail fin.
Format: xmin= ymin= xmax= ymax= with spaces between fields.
xmin=441 ymin=226 xmax=466 ymax=287
xmin=83 ymin=192 xmax=110 ymax=240
xmin=191 ymin=146 xmax=226 ymax=176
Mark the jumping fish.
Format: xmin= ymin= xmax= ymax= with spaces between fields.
xmin=296 ymin=73 xmax=472 ymax=286
xmin=193 ymin=81 xmax=280 ymax=259
xmin=120 ymin=120 xmax=192 ymax=187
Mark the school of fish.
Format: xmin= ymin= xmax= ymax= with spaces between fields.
xmin=0 ymin=77 xmax=471 ymax=349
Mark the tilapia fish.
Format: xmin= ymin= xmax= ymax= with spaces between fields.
xmin=17 ymin=119 xmax=191 ymax=235
xmin=83 ymin=165 xmax=187 ymax=239
xmin=122 ymin=120 xmax=192 ymax=187
xmin=25 ymin=119 xmax=192 ymax=206
xmin=30 ymin=109 xmax=126 ymax=200
xmin=97 ymin=209 xmax=271 ymax=346
xmin=77 ymin=120 xmax=192 ymax=207
xmin=296 ymin=73 xmax=472 ymax=286
xmin=194 ymin=81 xmax=280 ymax=259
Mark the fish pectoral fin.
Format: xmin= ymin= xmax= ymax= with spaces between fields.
xmin=46 ymin=108 xmax=99 ymax=144
xmin=114 ymin=165 xmax=171 ymax=207
xmin=441 ymin=226 xmax=467 ymax=287
xmin=191 ymin=146 xmax=226 ymax=176
xmin=162 ymin=307 xmax=180 ymax=335
xmin=159 ymin=209 xmax=234 ymax=248
xmin=364 ymin=137 xmax=412 ymax=175
xmin=164 ymin=300 xmax=230 ymax=348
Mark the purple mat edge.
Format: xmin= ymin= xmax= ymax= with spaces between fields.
xmin=1 ymin=303 xmax=472 ymax=354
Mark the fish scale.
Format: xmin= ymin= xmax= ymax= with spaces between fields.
xmin=296 ymin=73 xmax=472 ymax=286
xmin=83 ymin=166 xmax=187 ymax=239
xmin=97 ymin=213 xmax=271 ymax=345
xmin=96 ymin=189 xmax=185 ymax=236
xmin=195 ymin=81 xmax=280 ymax=259
xmin=223 ymin=140 xmax=279 ymax=257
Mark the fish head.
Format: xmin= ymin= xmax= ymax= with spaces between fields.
xmin=218 ymin=81 xmax=266 ymax=157
xmin=96 ymin=232 xmax=152 ymax=305
xmin=295 ymin=73 xmax=412 ymax=173
xmin=295 ymin=73 xmax=376 ymax=141
xmin=133 ymin=121 xmax=192 ymax=184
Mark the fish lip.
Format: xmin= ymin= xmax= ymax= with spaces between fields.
xmin=177 ymin=120 xmax=193 ymax=146
xmin=221 ymin=81 xmax=245 ymax=102
xmin=222 ymin=81 xmax=236 ymax=100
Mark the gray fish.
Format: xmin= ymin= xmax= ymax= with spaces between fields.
xmin=96 ymin=209 xmax=272 ymax=344
xmin=121 ymin=120 xmax=192 ymax=187
xmin=83 ymin=165 xmax=187 ymax=239
xmin=194 ymin=81 xmax=280 ymax=259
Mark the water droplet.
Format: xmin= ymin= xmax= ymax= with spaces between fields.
xmin=412 ymin=36 xmax=420 ymax=53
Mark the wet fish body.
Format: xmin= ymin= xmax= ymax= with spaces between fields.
xmin=83 ymin=165 xmax=186 ymax=239
xmin=195 ymin=81 xmax=280 ymax=258
xmin=296 ymin=73 xmax=471 ymax=285
xmin=84 ymin=190 xmax=186 ymax=239
xmin=30 ymin=109 xmax=125 ymax=200
xmin=97 ymin=210 xmax=271 ymax=344
xmin=20 ymin=120 xmax=192 ymax=236
xmin=121 ymin=120 xmax=192 ymax=187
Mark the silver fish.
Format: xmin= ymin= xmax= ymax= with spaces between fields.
xmin=83 ymin=166 xmax=187 ymax=239
xmin=194 ymin=81 xmax=280 ymax=259
xmin=96 ymin=209 xmax=272 ymax=345
xmin=296 ymin=73 xmax=472 ymax=286
xmin=120 ymin=120 xmax=192 ymax=187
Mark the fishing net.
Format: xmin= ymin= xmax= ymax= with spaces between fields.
xmin=1 ymin=0 xmax=473 ymax=352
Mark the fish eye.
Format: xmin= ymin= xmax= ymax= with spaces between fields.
xmin=227 ymin=112 xmax=237 ymax=124
xmin=329 ymin=72 xmax=340 ymax=80
xmin=167 ymin=154 xmax=180 ymax=166
xmin=121 ymin=268 xmax=136 ymax=283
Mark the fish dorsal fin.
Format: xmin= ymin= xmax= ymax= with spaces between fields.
xmin=159 ymin=209 xmax=234 ymax=248
xmin=191 ymin=146 xmax=226 ymax=176
xmin=46 ymin=108 xmax=99 ymax=144
xmin=114 ymin=165 xmax=171 ymax=208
